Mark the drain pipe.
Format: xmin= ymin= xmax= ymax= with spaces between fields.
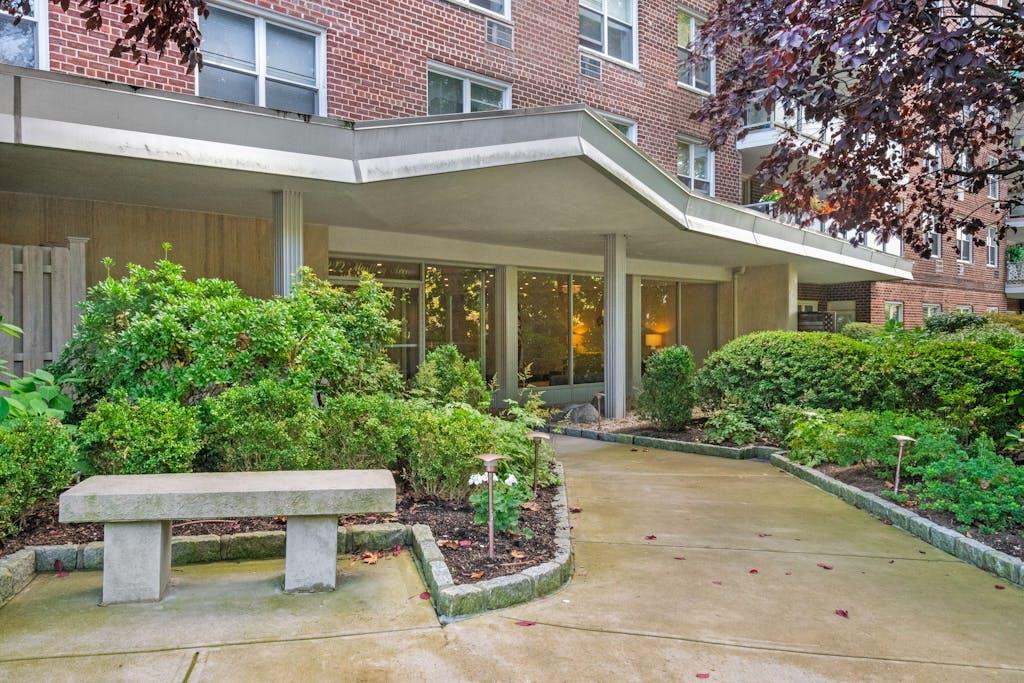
xmin=731 ymin=266 xmax=745 ymax=340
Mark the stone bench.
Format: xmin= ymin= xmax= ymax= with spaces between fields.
xmin=59 ymin=470 xmax=395 ymax=604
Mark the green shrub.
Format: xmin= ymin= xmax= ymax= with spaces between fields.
xmin=912 ymin=436 xmax=1024 ymax=533
xmin=636 ymin=346 xmax=697 ymax=430
xmin=413 ymin=344 xmax=490 ymax=410
xmin=204 ymin=380 xmax=321 ymax=472
xmin=923 ymin=311 xmax=987 ymax=334
xmin=408 ymin=404 xmax=496 ymax=500
xmin=839 ymin=322 xmax=883 ymax=341
xmin=862 ymin=338 xmax=1024 ymax=436
xmin=703 ymin=406 xmax=758 ymax=445
xmin=938 ymin=323 xmax=1024 ymax=350
xmin=491 ymin=412 xmax=558 ymax=488
xmin=989 ymin=313 xmax=1024 ymax=334
xmin=77 ymin=396 xmax=201 ymax=475
xmin=696 ymin=332 xmax=869 ymax=420
xmin=783 ymin=409 xmax=963 ymax=478
xmin=0 ymin=417 xmax=78 ymax=537
xmin=320 ymin=393 xmax=418 ymax=470
xmin=469 ymin=476 xmax=532 ymax=537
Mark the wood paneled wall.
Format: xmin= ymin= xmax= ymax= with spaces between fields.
xmin=0 ymin=192 xmax=328 ymax=298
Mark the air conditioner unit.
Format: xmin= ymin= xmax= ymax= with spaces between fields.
xmin=486 ymin=20 xmax=513 ymax=49
xmin=580 ymin=54 xmax=602 ymax=80
xmin=958 ymin=262 xmax=965 ymax=276
xmin=934 ymin=260 xmax=944 ymax=273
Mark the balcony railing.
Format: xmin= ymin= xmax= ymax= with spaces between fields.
xmin=1008 ymin=261 xmax=1024 ymax=284
xmin=742 ymin=100 xmax=831 ymax=143
xmin=742 ymin=201 xmax=833 ymax=234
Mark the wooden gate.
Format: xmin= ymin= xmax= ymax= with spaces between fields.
xmin=0 ymin=238 xmax=88 ymax=375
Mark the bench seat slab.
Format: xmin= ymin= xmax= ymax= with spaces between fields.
xmin=284 ymin=516 xmax=338 ymax=593
xmin=102 ymin=521 xmax=171 ymax=604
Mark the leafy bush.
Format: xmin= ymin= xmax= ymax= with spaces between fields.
xmin=912 ymin=436 xmax=1024 ymax=533
xmin=413 ymin=344 xmax=490 ymax=410
xmin=988 ymin=313 xmax=1024 ymax=334
xmin=469 ymin=474 xmax=532 ymax=537
xmin=862 ymin=338 xmax=1024 ymax=436
xmin=52 ymin=260 xmax=401 ymax=412
xmin=636 ymin=345 xmax=697 ymax=430
xmin=320 ymin=393 xmax=419 ymax=470
xmin=783 ymin=409 xmax=963 ymax=478
xmin=407 ymin=404 xmax=497 ymax=500
xmin=697 ymin=332 xmax=868 ymax=420
xmin=0 ymin=417 xmax=78 ymax=537
xmin=938 ymin=323 xmax=1024 ymax=350
xmin=923 ymin=311 xmax=987 ymax=334
xmin=491 ymin=412 xmax=558 ymax=488
xmin=204 ymin=380 xmax=321 ymax=472
xmin=703 ymin=406 xmax=758 ymax=445
xmin=77 ymin=396 xmax=201 ymax=475
xmin=1 ymin=368 xmax=77 ymax=424
xmin=839 ymin=322 xmax=883 ymax=341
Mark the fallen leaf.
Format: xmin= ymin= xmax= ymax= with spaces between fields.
xmin=748 ymin=569 xmax=759 ymax=575
xmin=696 ymin=674 xmax=711 ymax=679
xmin=888 ymin=560 xmax=895 ymax=564
xmin=674 ymin=556 xmax=686 ymax=560
xmin=918 ymin=550 xmax=926 ymax=555
xmin=419 ymin=591 xmax=431 ymax=600
xmin=470 ymin=571 xmax=484 ymax=580
xmin=458 ymin=539 xmax=473 ymax=548
xmin=644 ymin=534 xmax=657 ymax=540
xmin=835 ymin=609 xmax=849 ymax=619
xmin=816 ymin=563 xmax=834 ymax=570
xmin=437 ymin=539 xmax=460 ymax=549
xmin=392 ymin=544 xmax=401 ymax=557
xmin=521 ymin=501 xmax=540 ymax=512
xmin=510 ymin=550 xmax=526 ymax=559
xmin=995 ymin=584 xmax=1006 ymax=590
xmin=711 ymin=580 xmax=722 ymax=586
xmin=53 ymin=559 xmax=69 ymax=577
xmin=362 ymin=551 xmax=380 ymax=565
xmin=570 ymin=507 xmax=583 ymax=514
xmin=784 ymin=571 xmax=792 ymax=576
xmin=514 ymin=620 xmax=537 ymax=627
xmin=630 ymin=448 xmax=639 ymax=452
xmin=757 ymin=533 xmax=772 ymax=538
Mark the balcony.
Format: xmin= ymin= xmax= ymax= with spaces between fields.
xmin=1007 ymin=261 xmax=1024 ymax=299
xmin=1009 ymin=197 xmax=1024 ymax=229
xmin=742 ymin=200 xmax=834 ymax=235
xmin=737 ymin=100 xmax=832 ymax=176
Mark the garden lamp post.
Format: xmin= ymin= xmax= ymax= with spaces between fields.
xmin=892 ymin=435 xmax=916 ymax=495
xmin=475 ymin=453 xmax=508 ymax=559
xmin=525 ymin=431 xmax=551 ymax=495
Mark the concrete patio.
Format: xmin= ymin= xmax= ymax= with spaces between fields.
xmin=1 ymin=436 xmax=1022 ymax=681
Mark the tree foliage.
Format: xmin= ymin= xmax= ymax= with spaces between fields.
xmin=697 ymin=0 xmax=1023 ymax=253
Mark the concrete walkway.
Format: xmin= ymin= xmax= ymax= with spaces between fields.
xmin=1 ymin=436 xmax=1022 ymax=681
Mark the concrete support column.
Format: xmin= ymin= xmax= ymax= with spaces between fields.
xmin=102 ymin=520 xmax=171 ymax=604
xmin=603 ymin=234 xmax=627 ymax=418
xmin=495 ymin=265 xmax=519 ymax=405
xmin=273 ymin=190 xmax=304 ymax=296
xmin=732 ymin=263 xmax=798 ymax=335
xmin=284 ymin=515 xmax=338 ymax=592
xmin=627 ymin=274 xmax=643 ymax=402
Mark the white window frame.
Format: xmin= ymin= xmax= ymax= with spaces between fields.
xmin=884 ymin=301 xmax=904 ymax=323
xmin=956 ymin=150 xmax=971 ymax=199
xmin=676 ymin=9 xmax=714 ymax=95
xmin=924 ymin=142 xmax=943 ymax=176
xmin=197 ymin=1 xmax=327 ymax=116
xmin=0 ymin=2 xmax=49 ymax=70
xmin=676 ymin=136 xmax=715 ymax=196
xmin=797 ymin=300 xmax=818 ymax=312
xmin=426 ymin=62 xmax=512 ymax=115
xmin=923 ymin=212 xmax=942 ymax=259
xmin=987 ymin=157 xmax=1000 ymax=199
xmin=596 ymin=110 xmax=637 ymax=143
xmin=956 ymin=226 xmax=973 ymax=263
xmin=445 ymin=0 xmax=511 ymax=22
xmin=922 ymin=303 xmax=942 ymax=318
xmin=578 ymin=0 xmax=640 ymax=70
xmin=956 ymin=304 xmax=973 ymax=313
xmin=986 ymin=227 xmax=998 ymax=267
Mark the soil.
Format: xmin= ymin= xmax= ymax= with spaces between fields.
xmin=556 ymin=410 xmax=773 ymax=448
xmin=0 ymin=486 xmax=560 ymax=584
xmin=819 ymin=463 xmax=1024 ymax=561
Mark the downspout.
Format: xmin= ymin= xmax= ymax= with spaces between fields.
xmin=731 ymin=266 xmax=745 ymax=339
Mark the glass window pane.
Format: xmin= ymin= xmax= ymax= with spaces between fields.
xmin=677 ymin=141 xmax=691 ymax=178
xmin=424 ymin=265 xmax=496 ymax=383
xmin=693 ymin=59 xmax=712 ymax=91
xmin=0 ymin=15 xmax=37 ymax=68
xmin=201 ymin=8 xmax=256 ymax=71
xmin=579 ymin=7 xmax=603 ymax=49
xmin=607 ymin=0 xmax=631 ymax=23
xmin=572 ymin=275 xmax=604 ymax=384
xmin=518 ymin=272 xmax=569 ymax=387
xmin=428 ymin=71 xmax=464 ymax=115
xmin=641 ymin=280 xmax=677 ymax=363
xmin=265 ymin=79 xmax=317 ymax=114
xmin=692 ymin=145 xmax=709 ymax=180
xmin=198 ymin=64 xmax=257 ymax=105
xmin=607 ymin=20 xmax=632 ymax=61
xmin=387 ymin=286 xmax=420 ymax=383
xmin=677 ymin=12 xmax=692 ymax=47
xmin=266 ymin=24 xmax=316 ymax=86
xmin=580 ymin=0 xmax=602 ymax=10
xmin=469 ymin=0 xmax=506 ymax=12
xmin=469 ymin=82 xmax=504 ymax=112
xmin=328 ymin=258 xmax=421 ymax=280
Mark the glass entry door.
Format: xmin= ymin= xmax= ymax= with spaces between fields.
xmin=385 ymin=284 xmax=420 ymax=382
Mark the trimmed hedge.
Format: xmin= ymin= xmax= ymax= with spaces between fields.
xmin=0 ymin=417 xmax=77 ymax=537
xmin=636 ymin=346 xmax=697 ymax=430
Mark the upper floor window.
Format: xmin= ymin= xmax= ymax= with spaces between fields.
xmin=986 ymin=227 xmax=998 ymax=267
xmin=579 ymin=0 xmax=636 ymax=65
xmin=956 ymin=226 xmax=973 ymax=263
xmin=987 ymin=157 xmax=1000 ymax=199
xmin=427 ymin=63 xmax=511 ymax=115
xmin=0 ymin=2 xmax=48 ymax=69
xmin=199 ymin=6 xmax=325 ymax=115
xmin=924 ymin=142 xmax=943 ymax=176
xmin=922 ymin=213 xmax=942 ymax=258
xmin=448 ymin=0 xmax=510 ymax=19
xmin=677 ymin=138 xmax=713 ymax=195
xmin=677 ymin=11 xmax=712 ymax=93
xmin=598 ymin=110 xmax=637 ymax=142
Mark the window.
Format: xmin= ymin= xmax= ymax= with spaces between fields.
xmin=986 ymin=227 xmax=998 ymax=267
xmin=956 ymin=150 xmax=972 ymax=198
xmin=199 ymin=6 xmax=324 ymax=115
xmin=797 ymin=300 xmax=818 ymax=312
xmin=677 ymin=10 xmax=712 ymax=92
xmin=884 ymin=301 xmax=904 ymax=323
xmin=578 ymin=0 xmax=636 ymax=65
xmin=987 ymin=158 xmax=1000 ymax=199
xmin=427 ymin=64 xmax=510 ymax=115
xmin=986 ymin=306 xmax=999 ymax=313
xmin=0 ymin=1 xmax=48 ymax=69
xmin=677 ymin=139 xmax=713 ymax=195
xmin=867 ymin=231 xmax=903 ymax=256
xmin=828 ymin=300 xmax=857 ymax=329
xmin=448 ymin=0 xmax=510 ymax=19
xmin=923 ymin=213 xmax=942 ymax=258
xmin=924 ymin=143 xmax=943 ymax=176
xmin=956 ymin=304 xmax=973 ymax=313
xmin=641 ymin=280 xmax=679 ymax=362
xmin=598 ymin=111 xmax=637 ymax=142
xmin=922 ymin=303 xmax=942 ymax=318
xmin=956 ymin=226 xmax=973 ymax=263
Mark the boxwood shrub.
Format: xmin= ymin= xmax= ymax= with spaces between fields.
xmin=0 ymin=417 xmax=78 ymax=537
xmin=413 ymin=344 xmax=490 ymax=410
xmin=636 ymin=345 xmax=697 ymax=430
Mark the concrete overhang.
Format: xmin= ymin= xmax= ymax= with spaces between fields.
xmin=0 ymin=65 xmax=913 ymax=284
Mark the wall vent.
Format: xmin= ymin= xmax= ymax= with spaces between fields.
xmin=580 ymin=54 xmax=602 ymax=80
xmin=486 ymin=20 xmax=513 ymax=49
xmin=934 ymin=260 xmax=944 ymax=273
xmin=957 ymin=262 xmax=965 ymax=276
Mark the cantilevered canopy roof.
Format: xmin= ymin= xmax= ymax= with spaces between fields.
xmin=0 ymin=65 xmax=912 ymax=284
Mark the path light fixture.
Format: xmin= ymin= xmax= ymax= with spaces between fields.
xmin=594 ymin=392 xmax=605 ymax=426
xmin=475 ymin=453 xmax=508 ymax=559
xmin=525 ymin=431 xmax=551 ymax=495
xmin=892 ymin=435 xmax=917 ymax=495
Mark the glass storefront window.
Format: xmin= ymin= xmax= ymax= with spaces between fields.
xmin=328 ymin=257 xmax=421 ymax=280
xmin=518 ymin=272 xmax=570 ymax=387
xmin=424 ymin=265 xmax=496 ymax=381
xmin=572 ymin=275 xmax=604 ymax=384
xmin=641 ymin=279 xmax=678 ymax=361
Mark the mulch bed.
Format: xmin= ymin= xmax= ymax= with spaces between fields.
xmin=820 ymin=463 xmax=1024 ymax=562
xmin=0 ymin=486 xmax=560 ymax=585
xmin=556 ymin=411 xmax=773 ymax=448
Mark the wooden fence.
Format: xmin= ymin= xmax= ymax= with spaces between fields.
xmin=0 ymin=238 xmax=88 ymax=376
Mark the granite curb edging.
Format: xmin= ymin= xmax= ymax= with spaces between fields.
xmin=542 ymin=423 xmax=782 ymax=460
xmin=768 ymin=451 xmax=1024 ymax=588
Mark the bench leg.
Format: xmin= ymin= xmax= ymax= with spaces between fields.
xmin=284 ymin=515 xmax=338 ymax=593
xmin=102 ymin=521 xmax=171 ymax=604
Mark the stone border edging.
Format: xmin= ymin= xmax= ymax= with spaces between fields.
xmin=768 ymin=452 xmax=1024 ymax=588
xmin=543 ymin=424 xmax=781 ymax=460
